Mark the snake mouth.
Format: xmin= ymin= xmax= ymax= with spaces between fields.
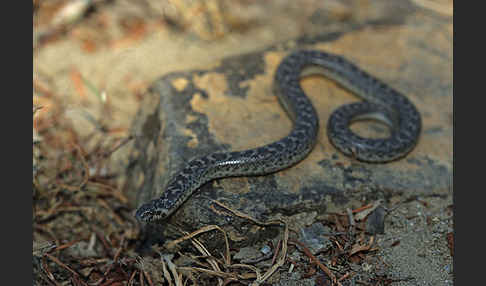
xmin=135 ymin=202 xmax=171 ymax=223
xmin=135 ymin=209 xmax=150 ymax=222
xmin=135 ymin=203 xmax=156 ymax=222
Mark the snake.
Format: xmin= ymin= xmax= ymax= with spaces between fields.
xmin=135 ymin=50 xmax=421 ymax=223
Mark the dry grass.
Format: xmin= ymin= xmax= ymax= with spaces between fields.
xmin=33 ymin=103 xmax=383 ymax=284
xmin=33 ymin=82 xmax=141 ymax=284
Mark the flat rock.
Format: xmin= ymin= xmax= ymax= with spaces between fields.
xmin=124 ymin=11 xmax=452 ymax=249
xmin=298 ymin=223 xmax=333 ymax=254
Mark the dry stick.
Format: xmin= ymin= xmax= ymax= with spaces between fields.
xmin=271 ymin=239 xmax=282 ymax=265
xmin=351 ymin=203 xmax=374 ymax=214
xmin=165 ymin=227 xmax=225 ymax=286
xmin=210 ymin=200 xmax=284 ymax=227
xmin=37 ymin=199 xmax=63 ymax=221
xmin=349 ymin=236 xmax=375 ymax=257
xmin=85 ymin=181 xmax=128 ymax=204
xmin=128 ymin=270 xmax=137 ymax=286
xmin=58 ymin=143 xmax=90 ymax=192
xmin=36 ymin=206 xmax=91 ymax=222
xmin=181 ymin=270 xmax=198 ymax=286
xmin=135 ymin=257 xmax=154 ymax=286
xmin=139 ymin=269 xmax=145 ymax=286
xmin=210 ymin=200 xmax=289 ymax=286
xmin=163 ymin=200 xmax=288 ymax=284
xmin=287 ymin=260 xmax=295 ymax=274
xmin=178 ymin=251 xmax=213 ymax=268
xmin=89 ymin=273 xmax=109 ymax=285
xmin=229 ymin=264 xmax=261 ymax=280
xmin=34 ymin=226 xmax=61 ymax=251
xmin=143 ymin=270 xmax=155 ymax=286
xmin=93 ymin=228 xmax=114 ymax=258
xmin=187 ymin=235 xmax=224 ymax=286
xmin=302 ymin=265 xmax=317 ymax=278
xmin=71 ymin=275 xmax=86 ymax=286
xmin=251 ymin=222 xmax=289 ymax=286
xmin=74 ymin=143 xmax=90 ymax=189
xmin=353 ymin=200 xmax=382 ymax=221
xmin=40 ymin=206 xmax=91 ymax=220
xmin=166 ymin=225 xmax=231 ymax=266
xmin=113 ymin=236 xmax=126 ymax=262
xmin=337 ymin=272 xmax=354 ymax=282
xmin=101 ymin=135 xmax=134 ymax=159
xmin=177 ymin=267 xmax=242 ymax=279
xmin=87 ymin=135 xmax=134 ymax=177
xmin=289 ymin=240 xmax=341 ymax=286
xmin=160 ymin=260 xmax=172 ymax=286
xmin=41 ymin=256 xmax=61 ymax=286
xmin=223 ymin=277 xmax=239 ymax=286
xmin=164 ymin=256 xmax=183 ymax=286
xmin=45 ymin=253 xmax=80 ymax=278
xmin=99 ymin=278 xmax=116 ymax=286
xmin=54 ymin=239 xmax=83 ymax=252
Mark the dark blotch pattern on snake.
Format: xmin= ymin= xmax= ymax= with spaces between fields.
xmin=136 ymin=50 xmax=421 ymax=222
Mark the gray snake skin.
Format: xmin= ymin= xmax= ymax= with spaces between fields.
xmin=136 ymin=50 xmax=421 ymax=222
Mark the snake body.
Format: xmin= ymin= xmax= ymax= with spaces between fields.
xmin=136 ymin=50 xmax=421 ymax=222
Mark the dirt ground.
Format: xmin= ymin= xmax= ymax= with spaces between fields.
xmin=33 ymin=0 xmax=453 ymax=285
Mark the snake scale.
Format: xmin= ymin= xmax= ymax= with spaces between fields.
xmin=136 ymin=50 xmax=421 ymax=223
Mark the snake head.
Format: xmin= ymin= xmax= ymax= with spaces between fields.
xmin=135 ymin=200 xmax=171 ymax=223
